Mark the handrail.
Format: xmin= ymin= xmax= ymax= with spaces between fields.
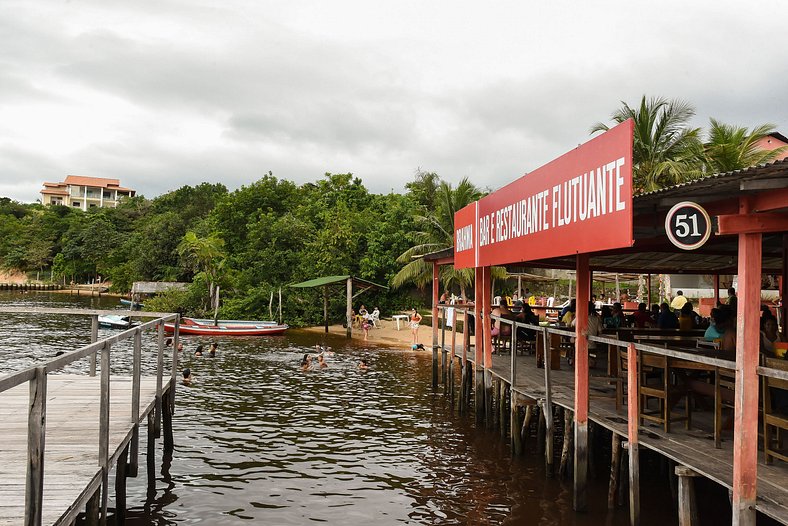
xmin=0 ymin=307 xmax=179 ymax=525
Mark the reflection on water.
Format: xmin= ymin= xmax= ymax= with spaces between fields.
xmin=0 ymin=292 xmax=638 ymax=525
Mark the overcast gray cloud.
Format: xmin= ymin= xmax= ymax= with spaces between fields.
xmin=1 ymin=0 xmax=787 ymax=202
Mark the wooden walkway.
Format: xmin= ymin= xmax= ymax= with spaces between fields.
xmin=0 ymin=375 xmax=165 ymax=525
xmin=453 ymin=349 xmax=788 ymax=524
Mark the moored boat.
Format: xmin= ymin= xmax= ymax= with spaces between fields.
xmin=119 ymin=298 xmax=144 ymax=309
xmin=163 ymin=317 xmax=288 ymax=336
xmin=98 ymin=314 xmax=135 ymax=329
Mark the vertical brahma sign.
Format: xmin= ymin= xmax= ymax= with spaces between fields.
xmin=454 ymin=119 xmax=634 ymax=269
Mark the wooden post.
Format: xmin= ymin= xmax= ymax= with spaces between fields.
xmin=90 ymin=315 xmax=98 ymax=377
xmin=432 ymin=262 xmax=440 ymax=388
xmin=627 ymin=343 xmax=641 ymax=526
xmin=85 ymin=487 xmax=100 ymax=526
xmin=450 ymin=309 xmax=457 ymax=402
xmin=731 ymin=215 xmax=762 ymax=526
xmin=99 ymin=342 xmax=111 ymax=521
xmin=323 ymin=286 xmax=329 ymax=333
xmin=499 ymin=380 xmax=507 ymax=438
xmin=675 ymin=466 xmax=700 ymax=526
xmin=559 ymin=408 xmax=573 ymax=478
xmin=511 ymin=400 xmax=523 ymax=455
xmin=462 ymin=308 xmax=470 ymax=414
xmin=155 ymin=323 xmax=164 ymax=439
xmin=646 ymin=274 xmax=652 ymax=306
xmin=128 ymin=328 xmax=141 ymax=478
xmin=782 ymin=234 xmax=788 ymax=339
xmin=475 ymin=268 xmax=485 ymax=424
xmin=441 ymin=308 xmax=447 ymax=388
xmin=346 ymin=277 xmax=353 ymax=339
xmin=146 ymin=411 xmax=156 ymax=494
xmin=574 ymin=253 xmax=590 ymax=511
xmin=163 ymin=386 xmax=174 ymax=455
xmin=714 ymin=274 xmax=720 ymax=307
xmin=522 ymin=404 xmax=533 ymax=451
xmin=115 ymin=444 xmax=128 ymax=525
xmin=25 ymin=366 xmax=47 ymax=526
xmin=542 ymin=328 xmax=553 ymax=475
xmin=608 ymin=434 xmax=622 ymax=510
xmin=170 ymin=317 xmax=179 ymax=413
xmin=482 ymin=266 xmax=493 ymax=425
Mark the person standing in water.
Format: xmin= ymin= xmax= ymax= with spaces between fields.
xmin=410 ymin=308 xmax=423 ymax=345
xmin=208 ymin=342 xmax=218 ymax=357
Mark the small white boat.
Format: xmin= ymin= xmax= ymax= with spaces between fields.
xmin=98 ymin=315 xmax=134 ymax=329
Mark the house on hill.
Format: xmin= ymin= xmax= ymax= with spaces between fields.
xmin=40 ymin=175 xmax=136 ymax=210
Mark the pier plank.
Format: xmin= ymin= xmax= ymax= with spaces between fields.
xmin=0 ymin=374 xmax=163 ymax=526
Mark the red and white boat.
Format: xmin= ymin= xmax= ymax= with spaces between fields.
xmin=164 ymin=317 xmax=288 ymax=336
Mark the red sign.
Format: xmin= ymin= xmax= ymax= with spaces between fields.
xmin=454 ymin=119 xmax=634 ymax=269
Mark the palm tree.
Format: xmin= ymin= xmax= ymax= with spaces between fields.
xmin=702 ymin=119 xmax=788 ymax=174
xmin=178 ymin=231 xmax=226 ymax=312
xmin=393 ymin=178 xmax=481 ymax=296
xmin=591 ymin=96 xmax=703 ymax=193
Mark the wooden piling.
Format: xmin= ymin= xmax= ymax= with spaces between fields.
xmin=85 ymin=487 xmax=100 ymax=526
xmin=115 ymin=444 xmax=129 ymax=525
xmin=522 ymin=404 xmax=533 ymax=451
xmin=676 ymin=466 xmax=700 ymax=526
xmin=163 ymin=388 xmax=174 ymax=455
xmin=500 ymin=381 xmax=507 ymax=439
xmin=559 ymin=408 xmax=573 ymax=478
xmin=537 ymin=405 xmax=546 ymax=456
xmin=146 ymin=411 xmax=156 ymax=494
xmin=25 ymin=366 xmax=47 ymax=526
xmin=511 ymin=401 xmax=523 ymax=455
xmin=608 ymin=433 xmax=622 ymax=510
xmin=626 ymin=343 xmax=641 ymax=526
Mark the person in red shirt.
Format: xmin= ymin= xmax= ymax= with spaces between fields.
xmin=632 ymin=302 xmax=654 ymax=328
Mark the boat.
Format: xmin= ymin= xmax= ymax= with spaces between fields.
xmin=119 ymin=298 xmax=144 ymax=309
xmin=98 ymin=314 xmax=135 ymax=329
xmin=163 ymin=317 xmax=288 ymax=336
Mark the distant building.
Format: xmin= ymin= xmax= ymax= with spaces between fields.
xmin=754 ymin=132 xmax=788 ymax=162
xmin=40 ymin=176 xmax=136 ymax=210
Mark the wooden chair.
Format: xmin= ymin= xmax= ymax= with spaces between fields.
xmin=763 ymin=357 xmax=788 ymax=464
xmin=638 ymin=352 xmax=691 ymax=433
xmin=714 ymin=367 xmax=736 ymax=448
xmin=614 ymin=347 xmax=628 ymax=412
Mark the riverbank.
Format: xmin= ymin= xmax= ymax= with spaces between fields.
xmin=302 ymin=322 xmax=426 ymax=348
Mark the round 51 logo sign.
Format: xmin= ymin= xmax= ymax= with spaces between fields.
xmin=665 ymin=201 xmax=711 ymax=250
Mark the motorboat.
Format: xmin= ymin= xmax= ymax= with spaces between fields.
xmin=119 ymin=298 xmax=144 ymax=309
xmin=98 ymin=314 xmax=134 ymax=329
xmin=163 ymin=317 xmax=288 ymax=336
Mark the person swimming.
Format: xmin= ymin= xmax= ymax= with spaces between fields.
xmin=182 ymin=368 xmax=193 ymax=385
xmin=317 ymin=354 xmax=328 ymax=368
xmin=358 ymin=359 xmax=369 ymax=370
xmin=194 ymin=345 xmax=203 ymax=357
xmin=209 ymin=342 xmax=218 ymax=357
xmin=300 ymin=354 xmax=311 ymax=372
xmin=411 ymin=343 xmax=426 ymax=351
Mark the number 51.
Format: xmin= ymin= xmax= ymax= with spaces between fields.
xmin=675 ymin=214 xmax=700 ymax=237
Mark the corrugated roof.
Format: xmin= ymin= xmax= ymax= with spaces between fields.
xmin=289 ymin=275 xmax=388 ymax=290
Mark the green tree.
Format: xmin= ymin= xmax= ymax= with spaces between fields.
xmin=702 ymin=119 xmax=788 ymax=173
xmin=393 ymin=177 xmax=483 ymax=296
xmin=177 ymin=231 xmax=226 ymax=312
xmin=591 ymin=96 xmax=703 ymax=192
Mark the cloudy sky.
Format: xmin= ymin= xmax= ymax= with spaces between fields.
xmin=2 ymin=0 xmax=787 ymax=203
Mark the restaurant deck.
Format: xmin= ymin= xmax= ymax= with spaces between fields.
xmin=0 ymin=375 xmax=166 ymax=525
xmin=454 ymin=346 xmax=788 ymax=524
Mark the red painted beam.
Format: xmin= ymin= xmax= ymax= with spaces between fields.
xmin=474 ymin=268 xmax=483 ymax=367
xmin=731 ymin=228 xmax=761 ymax=525
xmin=751 ymin=187 xmax=788 ymax=213
xmin=430 ymin=256 xmax=455 ymax=265
xmin=717 ymin=212 xmax=788 ymax=235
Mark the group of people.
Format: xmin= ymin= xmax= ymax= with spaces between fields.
xmin=353 ymin=305 xmax=381 ymax=341
xmin=177 ymin=341 xmax=219 ymax=385
xmin=299 ymin=344 xmax=370 ymax=371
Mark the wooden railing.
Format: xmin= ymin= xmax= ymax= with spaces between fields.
xmin=0 ymin=307 xmax=180 ymax=526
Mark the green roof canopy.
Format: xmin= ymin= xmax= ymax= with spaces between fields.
xmin=289 ymin=275 xmax=388 ymax=290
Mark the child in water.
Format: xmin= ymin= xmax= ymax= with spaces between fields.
xmin=300 ymin=354 xmax=311 ymax=372
xmin=209 ymin=342 xmax=218 ymax=357
xmin=358 ymin=359 xmax=369 ymax=370
xmin=194 ymin=345 xmax=203 ymax=357
xmin=412 ymin=343 xmax=426 ymax=351
xmin=182 ymin=368 xmax=194 ymax=385
xmin=317 ymin=354 xmax=328 ymax=368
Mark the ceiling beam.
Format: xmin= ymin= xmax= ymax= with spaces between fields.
xmin=717 ymin=212 xmax=788 ymax=235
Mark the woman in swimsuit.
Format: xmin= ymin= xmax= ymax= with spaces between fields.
xmin=409 ymin=308 xmax=423 ymax=345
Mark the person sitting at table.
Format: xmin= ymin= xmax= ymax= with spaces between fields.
xmin=670 ymin=290 xmax=688 ymax=312
xmin=678 ymin=301 xmax=700 ymax=331
xmin=609 ymin=302 xmax=626 ymax=328
xmin=720 ymin=308 xmax=737 ymax=352
xmin=657 ymin=302 xmax=679 ymax=329
xmin=704 ymin=308 xmax=726 ymax=341
xmin=515 ymin=304 xmax=539 ymax=340
xmin=632 ymin=302 xmax=653 ymax=328
xmin=761 ymin=304 xmax=777 ymax=324
xmin=600 ymin=305 xmax=615 ymax=328
xmin=650 ymin=304 xmax=661 ymax=324
xmin=560 ymin=299 xmax=576 ymax=325
xmin=572 ymin=302 xmax=603 ymax=367
xmin=761 ymin=316 xmax=786 ymax=355
xmin=491 ymin=302 xmax=513 ymax=339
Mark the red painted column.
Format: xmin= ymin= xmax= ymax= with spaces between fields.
xmin=483 ymin=266 xmax=493 ymax=370
xmin=732 ymin=199 xmax=762 ymax=526
xmin=782 ymin=234 xmax=788 ymax=338
xmin=474 ymin=267 xmax=484 ymax=423
xmin=574 ymin=254 xmax=590 ymax=511
xmin=432 ymin=262 xmax=440 ymax=387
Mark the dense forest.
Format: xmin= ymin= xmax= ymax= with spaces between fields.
xmin=0 ymin=172 xmax=452 ymax=326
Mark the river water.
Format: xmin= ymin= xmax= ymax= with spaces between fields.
xmin=1 ymin=292 xmax=669 ymax=525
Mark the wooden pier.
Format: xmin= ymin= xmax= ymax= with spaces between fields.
xmin=0 ymin=307 xmax=180 ymax=526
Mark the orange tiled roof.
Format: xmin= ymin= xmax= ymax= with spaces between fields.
xmin=40 ymin=189 xmax=69 ymax=196
xmin=64 ymin=175 xmax=122 ymax=188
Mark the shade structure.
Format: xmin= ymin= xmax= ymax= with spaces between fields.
xmin=289 ymin=275 xmax=388 ymax=337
